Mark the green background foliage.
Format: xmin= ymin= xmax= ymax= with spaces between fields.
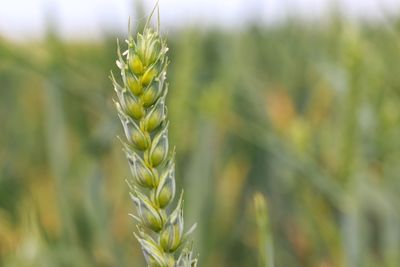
xmin=1 ymin=10 xmax=400 ymax=267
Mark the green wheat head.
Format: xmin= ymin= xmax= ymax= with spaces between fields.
xmin=110 ymin=9 xmax=198 ymax=267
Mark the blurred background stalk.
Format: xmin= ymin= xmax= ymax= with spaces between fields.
xmin=254 ymin=192 xmax=274 ymax=267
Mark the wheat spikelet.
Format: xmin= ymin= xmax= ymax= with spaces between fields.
xmin=110 ymin=7 xmax=197 ymax=267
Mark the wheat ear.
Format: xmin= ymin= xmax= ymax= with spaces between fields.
xmin=110 ymin=10 xmax=197 ymax=267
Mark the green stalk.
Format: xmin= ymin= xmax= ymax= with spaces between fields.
xmin=254 ymin=192 xmax=274 ymax=267
xmin=110 ymin=8 xmax=197 ymax=267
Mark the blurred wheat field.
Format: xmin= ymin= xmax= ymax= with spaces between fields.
xmin=1 ymin=12 xmax=400 ymax=267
